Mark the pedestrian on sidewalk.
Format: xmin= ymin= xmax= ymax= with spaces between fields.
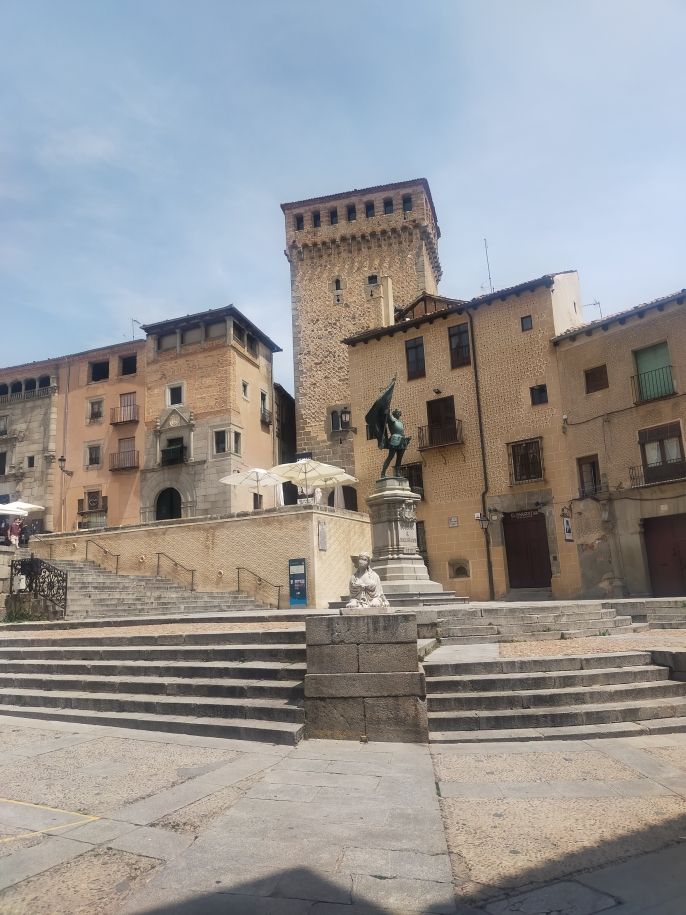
xmin=9 ymin=516 xmax=21 ymax=548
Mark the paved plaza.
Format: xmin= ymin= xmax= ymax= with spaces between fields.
xmin=0 ymin=711 xmax=684 ymax=914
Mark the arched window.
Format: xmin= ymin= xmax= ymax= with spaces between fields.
xmin=24 ymin=378 xmax=36 ymax=392
xmin=0 ymin=384 xmax=8 ymax=397
xmin=334 ymin=278 xmax=342 ymax=291
xmin=38 ymin=375 xmax=51 ymax=389
xmin=156 ymin=488 xmax=182 ymax=521
xmin=10 ymin=381 xmax=22 ymax=395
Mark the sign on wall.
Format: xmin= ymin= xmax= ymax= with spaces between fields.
xmin=288 ymin=558 xmax=307 ymax=607
xmin=563 ymin=517 xmax=573 ymax=542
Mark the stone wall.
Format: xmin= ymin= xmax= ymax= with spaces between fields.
xmin=33 ymin=505 xmax=371 ymax=609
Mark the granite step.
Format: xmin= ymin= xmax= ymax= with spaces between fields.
xmin=0 ymin=658 xmax=307 ymax=680
xmin=0 ymin=644 xmax=306 ymax=663
xmin=0 ymin=629 xmax=305 ymax=648
xmin=425 ymin=665 xmax=669 ymax=694
xmin=423 ymin=651 xmax=653 ymax=677
xmin=429 ymin=717 xmax=686 ymax=743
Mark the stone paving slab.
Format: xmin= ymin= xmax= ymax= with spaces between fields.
xmin=109 ymin=824 xmax=195 ymax=860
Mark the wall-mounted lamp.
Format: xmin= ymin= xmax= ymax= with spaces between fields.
xmin=57 ymin=455 xmax=73 ymax=477
xmin=433 ymin=388 xmax=442 ymax=396
xmin=475 ymin=512 xmax=490 ymax=531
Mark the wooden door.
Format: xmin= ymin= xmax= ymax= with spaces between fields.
xmin=426 ymin=396 xmax=455 ymax=446
xmin=503 ymin=510 xmax=552 ymax=589
xmin=644 ymin=514 xmax=686 ymax=597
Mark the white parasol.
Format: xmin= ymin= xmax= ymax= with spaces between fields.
xmin=270 ymin=459 xmax=357 ymax=493
xmin=219 ymin=468 xmax=287 ymax=500
xmin=0 ymin=506 xmax=28 ymax=517
xmin=2 ymin=501 xmax=45 ymax=513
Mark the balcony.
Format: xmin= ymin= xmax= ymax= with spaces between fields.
xmin=578 ymin=482 xmax=608 ymax=498
xmin=631 ymin=365 xmax=676 ymax=404
xmin=418 ymin=419 xmax=464 ymax=450
xmin=160 ymin=444 xmax=187 ymax=466
xmin=260 ymin=408 xmax=273 ymax=426
xmin=109 ymin=450 xmax=139 ymax=471
xmin=629 ymin=458 xmax=686 ymax=488
xmin=110 ymin=405 xmax=139 ymax=424
xmin=77 ymin=496 xmax=108 ymax=514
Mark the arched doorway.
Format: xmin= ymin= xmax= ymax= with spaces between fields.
xmin=156 ymin=488 xmax=182 ymax=521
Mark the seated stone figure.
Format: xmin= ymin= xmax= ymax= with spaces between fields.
xmin=346 ymin=552 xmax=389 ymax=609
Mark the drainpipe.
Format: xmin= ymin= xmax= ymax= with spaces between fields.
xmin=465 ymin=309 xmax=495 ymax=600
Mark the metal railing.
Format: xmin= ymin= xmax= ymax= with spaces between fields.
xmin=237 ymin=566 xmax=282 ymax=609
xmin=161 ymin=444 xmax=187 ymax=465
xmin=260 ymin=408 xmax=273 ymax=425
xmin=109 ymin=450 xmax=139 ymax=471
xmin=629 ymin=458 xmax=686 ymax=488
xmin=85 ymin=539 xmax=120 ymax=574
xmin=10 ymin=555 xmax=68 ymax=611
xmin=156 ymin=552 xmax=195 ymax=590
xmin=418 ymin=419 xmax=464 ymax=450
xmin=110 ymin=405 xmax=139 ymax=424
xmin=631 ymin=365 xmax=676 ymax=403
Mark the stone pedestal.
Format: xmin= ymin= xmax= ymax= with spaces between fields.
xmin=304 ymin=612 xmax=428 ymax=743
xmin=366 ymin=477 xmax=443 ymax=595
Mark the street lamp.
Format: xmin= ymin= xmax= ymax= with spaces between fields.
xmin=57 ymin=455 xmax=73 ymax=477
xmin=475 ymin=512 xmax=489 ymax=530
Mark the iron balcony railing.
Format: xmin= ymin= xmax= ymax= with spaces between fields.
xmin=418 ymin=419 xmax=464 ymax=450
xmin=161 ymin=444 xmax=187 ymax=465
xmin=631 ymin=365 xmax=676 ymax=403
xmin=260 ymin=408 xmax=273 ymax=426
xmin=629 ymin=458 xmax=686 ymax=488
xmin=110 ymin=404 xmax=139 ymax=424
xmin=109 ymin=450 xmax=139 ymax=471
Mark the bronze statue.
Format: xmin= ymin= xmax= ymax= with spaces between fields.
xmin=365 ymin=378 xmax=411 ymax=478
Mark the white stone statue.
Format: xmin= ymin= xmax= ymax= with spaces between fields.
xmin=345 ymin=552 xmax=389 ymax=609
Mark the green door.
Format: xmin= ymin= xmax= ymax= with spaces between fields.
xmin=634 ymin=342 xmax=673 ymax=400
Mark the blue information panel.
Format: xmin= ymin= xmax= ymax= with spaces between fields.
xmin=288 ymin=558 xmax=307 ymax=607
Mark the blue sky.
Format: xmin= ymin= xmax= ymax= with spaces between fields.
xmin=1 ymin=0 xmax=684 ymax=391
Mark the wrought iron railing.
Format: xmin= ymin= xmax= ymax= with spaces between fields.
xmin=85 ymin=539 xmax=120 ymax=573
xmin=260 ymin=408 xmax=273 ymax=425
xmin=237 ymin=566 xmax=282 ymax=609
xmin=631 ymin=365 xmax=676 ymax=403
xmin=109 ymin=450 xmax=139 ymax=471
xmin=110 ymin=405 xmax=139 ymax=424
xmin=629 ymin=458 xmax=686 ymax=488
xmin=10 ymin=556 xmax=68 ymax=611
xmin=156 ymin=552 xmax=195 ymax=590
xmin=418 ymin=419 xmax=464 ymax=450
xmin=161 ymin=444 xmax=187 ymax=465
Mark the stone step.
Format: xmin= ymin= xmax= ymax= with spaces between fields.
xmin=439 ymin=608 xmax=619 ymax=624
xmin=429 ymin=717 xmax=686 ymax=743
xmin=649 ymin=621 xmax=686 ymax=629
xmin=0 ymin=628 xmax=305 ymax=648
xmin=427 ymin=679 xmax=685 ymax=711
xmin=0 ymin=704 xmax=304 ymax=744
xmin=0 ymin=644 xmax=305 ymax=663
xmin=425 ymin=665 xmax=669 ymax=694
xmin=423 ymin=650 xmax=653 ymax=677
xmin=0 ymin=658 xmax=307 ymax=680
xmin=0 ymin=687 xmax=305 ymax=723
xmin=1 ymin=610 xmax=328 ymax=631
xmin=427 ymin=695 xmax=686 ymax=731
xmin=0 ymin=672 xmax=304 ymax=700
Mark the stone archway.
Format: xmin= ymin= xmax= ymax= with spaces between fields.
xmin=156 ymin=487 xmax=182 ymax=521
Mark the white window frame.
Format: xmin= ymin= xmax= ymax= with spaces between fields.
xmin=87 ymin=398 xmax=104 ymax=423
xmin=166 ymin=382 xmax=185 ymax=407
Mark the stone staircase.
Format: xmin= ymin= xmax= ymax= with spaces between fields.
xmin=43 ymin=558 xmax=272 ymax=619
xmin=436 ymin=601 xmax=638 ymax=644
xmin=424 ymin=650 xmax=686 ymax=742
xmin=606 ymin=598 xmax=686 ymax=630
xmin=0 ymin=615 xmax=308 ymax=743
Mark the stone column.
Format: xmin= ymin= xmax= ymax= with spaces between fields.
xmin=304 ymin=612 xmax=428 ymax=743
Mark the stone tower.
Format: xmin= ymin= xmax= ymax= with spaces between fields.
xmin=282 ymin=179 xmax=442 ymax=488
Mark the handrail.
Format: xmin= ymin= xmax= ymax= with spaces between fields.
xmin=156 ymin=552 xmax=195 ymax=591
xmin=85 ymin=539 xmax=120 ymax=574
xmin=236 ymin=566 xmax=282 ymax=609
xmin=10 ymin=555 xmax=68 ymax=612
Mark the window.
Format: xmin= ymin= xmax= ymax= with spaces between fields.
xmin=400 ymin=462 xmax=424 ymax=494
xmin=312 ymin=210 xmax=321 ymax=228
xmin=253 ymin=493 xmax=263 ymax=510
xmin=331 ymin=410 xmax=340 ymax=432
xmin=383 ymin=197 xmax=394 ymax=215
xmin=405 ymin=337 xmax=426 ymax=380
xmin=233 ymin=323 xmax=245 ymax=346
xmin=181 ymin=326 xmax=202 ymax=345
xmin=242 ymin=380 xmax=249 ymax=399
xmin=0 ymin=385 xmax=7 ymax=396
xmin=86 ymin=490 xmax=102 ymax=511
xmin=365 ymin=201 xmax=375 ymax=218
xmin=158 ymin=332 xmax=177 ymax=351
xmin=120 ymin=354 xmax=137 ymax=375
xmin=578 ymin=455 xmax=602 ymax=496
xmin=448 ymin=323 xmax=471 ymax=368
xmin=520 ymin=315 xmax=533 ymax=332
xmin=24 ymin=378 xmax=36 ymax=391
xmin=294 ymin=214 xmax=304 ymax=231
xmin=214 ymin=430 xmax=227 ymax=454
xmin=247 ymin=334 xmax=258 ymax=357
xmin=639 ymin=423 xmax=685 ymax=484
xmin=448 ymin=560 xmax=470 ymax=579
xmin=585 ymin=364 xmax=609 ymax=394
xmin=347 ymin=204 xmax=356 ymax=222
xmin=0 ymin=452 xmax=6 ymax=475
xmin=509 ymin=439 xmax=543 ymax=483
xmin=26 ymin=455 xmax=35 ymax=469
xmin=633 ymin=342 xmax=674 ymax=401
xmin=88 ymin=399 xmax=103 ymax=422
xmin=0 ymin=416 xmax=7 ymax=435
xmin=402 ymin=194 xmax=413 ymax=212
xmin=87 ymin=444 xmax=101 ymax=467
xmin=530 ymin=384 xmax=548 ymax=406
xmin=167 ymin=384 xmax=183 ymax=406
xmin=334 ymin=278 xmax=342 ymax=291
xmin=425 ymin=396 xmax=458 ymax=447
xmin=89 ymin=360 xmax=109 ymax=382
xmin=38 ymin=375 xmax=50 ymax=388
xmin=232 ymin=431 xmax=242 ymax=455
xmin=367 ymin=274 xmax=378 ymax=285
xmin=329 ymin=207 xmax=338 ymax=225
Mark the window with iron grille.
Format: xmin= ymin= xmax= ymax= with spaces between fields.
xmin=448 ymin=323 xmax=470 ymax=368
xmin=578 ymin=454 xmax=602 ymax=496
xmin=530 ymin=384 xmax=548 ymax=406
xmin=87 ymin=444 xmax=101 ymax=467
xmin=508 ymin=438 xmax=543 ymax=483
xmin=584 ymin=364 xmax=609 ymax=393
xmin=405 ymin=337 xmax=426 ymax=380
xmin=400 ymin=462 xmax=424 ymax=493
xmin=88 ymin=399 xmax=103 ymax=421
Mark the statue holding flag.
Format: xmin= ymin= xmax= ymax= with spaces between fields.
xmin=364 ymin=377 xmax=411 ymax=478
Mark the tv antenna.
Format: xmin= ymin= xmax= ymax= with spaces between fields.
xmin=483 ymin=238 xmax=493 ymax=293
xmin=587 ymin=300 xmax=603 ymax=319
xmin=131 ymin=318 xmax=143 ymax=340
